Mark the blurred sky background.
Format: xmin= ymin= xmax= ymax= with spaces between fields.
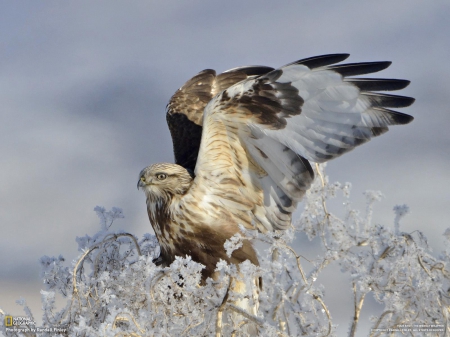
xmin=1 ymin=1 xmax=449 ymax=335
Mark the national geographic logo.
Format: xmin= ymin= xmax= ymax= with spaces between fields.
xmin=3 ymin=315 xmax=36 ymax=326
xmin=3 ymin=316 xmax=68 ymax=334
xmin=4 ymin=315 xmax=13 ymax=326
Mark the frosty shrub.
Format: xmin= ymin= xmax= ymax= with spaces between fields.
xmin=1 ymin=164 xmax=449 ymax=336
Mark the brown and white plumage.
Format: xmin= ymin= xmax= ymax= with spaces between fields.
xmin=138 ymin=54 xmax=414 ymax=321
xmin=138 ymin=162 xmax=259 ymax=278
xmin=166 ymin=65 xmax=274 ymax=172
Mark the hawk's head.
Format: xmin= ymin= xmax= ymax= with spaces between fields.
xmin=137 ymin=163 xmax=193 ymax=200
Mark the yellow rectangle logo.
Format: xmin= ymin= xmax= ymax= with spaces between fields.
xmin=4 ymin=316 xmax=13 ymax=326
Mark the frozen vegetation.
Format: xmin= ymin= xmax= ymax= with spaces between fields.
xmin=1 ymin=164 xmax=449 ymax=336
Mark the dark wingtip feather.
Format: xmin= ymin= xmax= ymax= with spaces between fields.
xmin=374 ymin=108 xmax=415 ymax=125
xmin=362 ymin=93 xmax=416 ymax=108
xmin=285 ymin=53 xmax=350 ymax=69
xmin=223 ymin=65 xmax=275 ymax=77
xmin=392 ymin=111 xmax=414 ymax=124
xmin=346 ymin=78 xmax=411 ymax=91
xmin=328 ymin=61 xmax=392 ymax=77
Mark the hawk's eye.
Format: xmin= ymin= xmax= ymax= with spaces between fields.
xmin=156 ymin=173 xmax=167 ymax=180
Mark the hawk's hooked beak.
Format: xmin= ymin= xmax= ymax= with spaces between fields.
xmin=137 ymin=176 xmax=146 ymax=190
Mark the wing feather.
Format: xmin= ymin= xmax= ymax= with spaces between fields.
xmin=166 ymin=66 xmax=274 ymax=170
xmin=192 ymin=54 xmax=414 ymax=231
xmin=325 ymin=61 xmax=392 ymax=76
xmin=345 ymin=78 xmax=411 ymax=91
xmin=284 ymin=53 xmax=350 ymax=68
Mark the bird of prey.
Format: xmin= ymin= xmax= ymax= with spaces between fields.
xmin=137 ymin=53 xmax=414 ymax=319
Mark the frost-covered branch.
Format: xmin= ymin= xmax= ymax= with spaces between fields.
xmin=1 ymin=165 xmax=449 ymax=336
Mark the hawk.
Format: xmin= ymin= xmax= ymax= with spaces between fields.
xmin=137 ymin=54 xmax=414 ymax=320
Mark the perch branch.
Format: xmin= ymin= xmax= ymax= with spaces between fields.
xmin=349 ymin=282 xmax=366 ymax=337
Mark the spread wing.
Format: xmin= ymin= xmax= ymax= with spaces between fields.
xmin=166 ymin=66 xmax=274 ymax=171
xmin=192 ymin=54 xmax=414 ymax=232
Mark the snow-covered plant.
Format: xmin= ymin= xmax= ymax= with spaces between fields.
xmin=1 ymin=164 xmax=449 ymax=336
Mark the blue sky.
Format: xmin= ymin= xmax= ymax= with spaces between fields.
xmin=1 ymin=1 xmax=449 ymax=334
